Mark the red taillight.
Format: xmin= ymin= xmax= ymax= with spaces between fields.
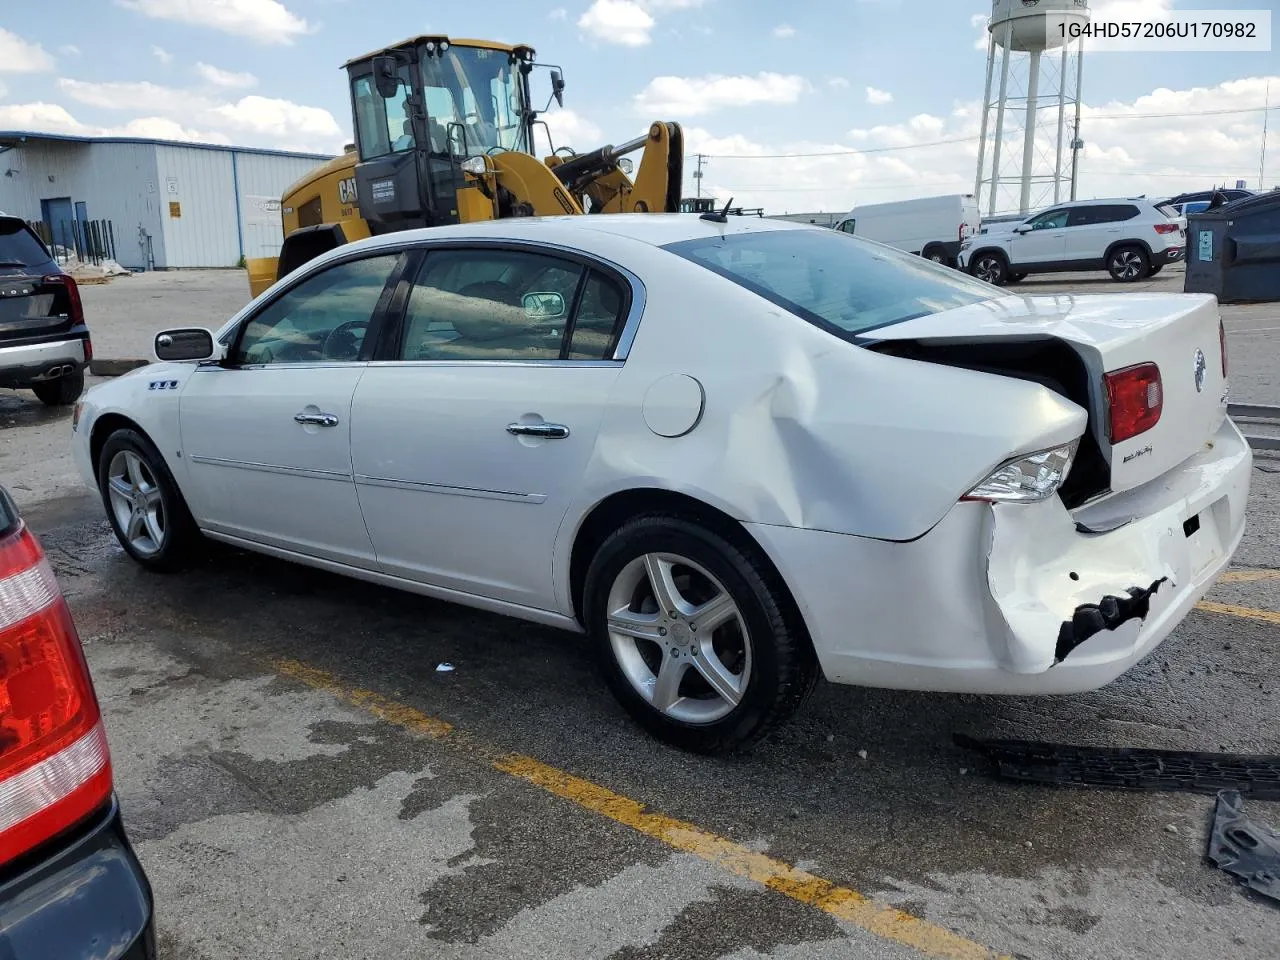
xmin=1105 ymin=363 xmax=1163 ymax=443
xmin=41 ymin=274 xmax=84 ymax=326
xmin=1220 ymin=318 xmax=1228 ymax=377
xmin=0 ymin=523 xmax=111 ymax=867
xmin=1154 ymin=223 xmax=1180 ymax=235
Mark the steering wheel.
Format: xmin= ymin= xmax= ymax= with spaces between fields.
xmin=321 ymin=320 xmax=368 ymax=361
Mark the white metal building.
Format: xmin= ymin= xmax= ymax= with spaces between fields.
xmin=0 ymin=132 xmax=332 ymax=270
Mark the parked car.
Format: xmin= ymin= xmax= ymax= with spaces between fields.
xmin=0 ymin=215 xmax=90 ymax=406
xmin=70 ymin=215 xmax=1248 ymax=752
xmin=959 ymin=198 xmax=1186 ymax=285
xmin=0 ymin=484 xmax=155 ymax=957
xmin=833 ymin=194 xmax=979 ymax=267
xmin=1160 ymin=188 xmax=1255 ymax=212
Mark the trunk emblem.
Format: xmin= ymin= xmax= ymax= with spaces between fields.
xmin=1194 ymin=349 xmax=1207 ymax=393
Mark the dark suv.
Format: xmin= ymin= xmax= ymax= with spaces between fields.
xmin=0 ymin=216 xmax=91 ymax=405
xmin=0 ymin=484 xmax=155 ymax=958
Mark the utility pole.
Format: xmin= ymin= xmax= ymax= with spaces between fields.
xmin=693 ymin=154 xmax=706 ymax=198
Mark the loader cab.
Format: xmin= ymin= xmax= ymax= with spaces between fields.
xmin=345 ymin=37 xmax=538 ymax=233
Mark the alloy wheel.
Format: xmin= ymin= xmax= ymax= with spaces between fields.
xmin=605 ymin=552 xmax=752 ymax=724
xmin=1113 ymin=250 xmax=1145 ymax=280
xmin=106 ymin=450 xmax=166 ymax=557
xmin=974 ymin=256 xmax=1004 ymax=283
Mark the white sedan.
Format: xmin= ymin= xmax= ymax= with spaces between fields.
xmin=70 ymin=214 xmax=1250 ymax=752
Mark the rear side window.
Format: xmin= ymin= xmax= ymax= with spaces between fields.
xmin=0 ymin=219 xmax=52 ymax=269
xmin=664 ymin=229 xmax=998 ymax=339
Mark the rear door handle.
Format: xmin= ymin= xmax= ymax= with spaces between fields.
xmin=507 ymin=422 xmax=570 ymax=439
xmin=295 ymin=412 xmax=339 ymax=427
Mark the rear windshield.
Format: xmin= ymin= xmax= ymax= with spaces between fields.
xmin=663 ymin=229 xmax=999 ymax=339
xmin=0 ymin=219 xmax=51 ymax=268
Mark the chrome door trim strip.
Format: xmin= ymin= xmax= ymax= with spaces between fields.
xmin=354 ymin=474 xmax=547 ymax=504
xmin=188 ymin=455 xmax=351 ymax=482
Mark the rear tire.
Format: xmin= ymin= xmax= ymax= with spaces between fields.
xmin=96 ymin=428 xmax=201 ymax=572
xmin=32 ymin=370 xmax=84 ymax=406
xmin=1148 ymin=264 xmax=1164 ymax=276
xmin=1107 ymin=245 xmax=1150 ymax=282
xmin=584 ymin=515 xmax=818 ymax=754
xmin=922 ymin=245 xmax=950 ymax=267
xmin=970 ymin=252 xmax=1009 ymax=286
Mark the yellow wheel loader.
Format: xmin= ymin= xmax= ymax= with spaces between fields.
xmin=246 ymin=35 xmax=684 ymax=298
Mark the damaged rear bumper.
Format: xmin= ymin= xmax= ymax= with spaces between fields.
xmin=746 ymin=417 xmax=1251 ymax=695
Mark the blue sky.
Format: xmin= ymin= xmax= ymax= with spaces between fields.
xmin=1 ymin=0 xmax=1276 ymax=214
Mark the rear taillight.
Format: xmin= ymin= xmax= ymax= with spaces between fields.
xmin=1220 ymin=318 xmax=1228 ymax=378
xmin=1154 ymin=223 xmax=1180 ymax=235
xmin=41 ymin=274 xmax=84 ymax=326
xmin=1105 ymin=363 xmax=1163 ymax=443
xmin=0 ymin=523 xmax=111 ymax=867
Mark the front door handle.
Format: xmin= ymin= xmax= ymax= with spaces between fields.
xmin=507 ymin=422 xmax=570 ymax=439
xmin=295 ymin=412 xmax=339 ymax=427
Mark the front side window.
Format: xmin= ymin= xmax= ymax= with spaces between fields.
xmin=664 ymin=229 xmax=998 ymax=339
xmin=1027 ymin=209 xmax=1069 ymax=230
xmin=234 ymin=255 xmax=400 ymax=365
xmin=420 ymin=46 xmax=527 ymax=156
xmin=838 ymin=219 xmax=856 ymax=234
xmin=352 ymin=69 xmax=414 ymax=160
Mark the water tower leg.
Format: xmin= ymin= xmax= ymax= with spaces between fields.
xmin=1053 ymin=44 xmax=1069 ymax=204
xmin=1071 ymin=38 xmax=1085 ymax=201
xmin=1019 ymin=49 xmax=1041 ymax=215
xmin=989 ymin=20 xmax=1014 ymax=216
xmin=974 ymin=34 xmax=997 ymax=204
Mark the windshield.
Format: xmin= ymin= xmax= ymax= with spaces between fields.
xmin=664 ymin=229 xmax=1000 ymax=338
xmin=421 ymin=46 xmax=527 ymax=156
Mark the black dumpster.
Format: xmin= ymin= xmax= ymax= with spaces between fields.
xmin=1183 ymin=191 xmax=1280 ymax=303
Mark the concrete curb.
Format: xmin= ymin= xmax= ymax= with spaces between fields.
xmin=90 ymin=359 xmax=150 ymax=377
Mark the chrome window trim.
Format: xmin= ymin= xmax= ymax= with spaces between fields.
xmin=217 ymin=236 xmax=647 ymax=361
xmin=363 ymin=358 xmax=621 ymax=370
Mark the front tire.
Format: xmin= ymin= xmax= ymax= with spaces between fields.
xmin=1108 ymin=245 xmax=1150 ymax=282
xmin=583 ymin=515 xmax=818 ymax=753
xmin=32 ymin=370 xmax=84 ymax=406
xmin=96 ymin=428 xmax=200 ymax=572
xmin=970 ymin=252 xmax=1009 ymax=286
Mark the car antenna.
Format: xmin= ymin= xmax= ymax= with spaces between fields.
xmin=700 ymin=196 xmax=734 ymax=224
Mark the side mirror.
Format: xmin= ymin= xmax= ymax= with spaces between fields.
xmin=522 ymin=291 xmax=566 ymax=322
xmin=1014 ymin=225 xmax=1031 ymax=234
xmin=373 ymin=56 xmax=400 ymax=99
xmin=550 ymin=69 xmax=565 ymax=107
xmin=155 ymin=327 xmax=215 ymax=362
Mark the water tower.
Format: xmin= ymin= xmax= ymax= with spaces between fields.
xmin=974 ymin=0 xmax=1089 ymax=216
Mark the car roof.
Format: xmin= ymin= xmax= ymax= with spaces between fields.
xmin=338 ymin=212 xmax=814 ymax=255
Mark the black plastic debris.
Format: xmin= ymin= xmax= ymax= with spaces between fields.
xmin=954 ymin=734 xmax=1280 ymax=800
xmin=1207 ymin=790 xmax=1280 ymax=906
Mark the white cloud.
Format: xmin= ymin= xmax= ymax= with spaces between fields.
xmin=59 ymin=45 xmax=82 ymax=57
xmin=641 ymin=0 xmax=703 ymax=7
xmin=969 ymin=13 xmax=987 ymax=28
xmin=772 ymin=24 xmax=796 ymax=38
xmin=535 ymin=109 xmax=605 ymax=154
xmin=829 ymin=77 xmax=850 ymax=90
xmin=578 ymin=0 xmax=655 ymax=46
xmin=196 ymin=62 xmax=258 ymax=89
xmin=550 ymin=7 xmax=568 ymax=19
xmin=151 ymin=46 xmax=174 ymax=64
xmin=866 ymin=86 xmax=894 ymax=106
xmin=0 ymin=29 xmax=54 ymax=73
xmin=0 ymin=102 xmax=87 ymax=134
xmin=0 ymin=81 xmax=8 ymax=101
xmin=116 ymin=0 xmax=312 ymax=45
xmin=52 ymin=77 xmax=340 ymax=150
xmin=634 ymin=72 xmax=809 ymax=116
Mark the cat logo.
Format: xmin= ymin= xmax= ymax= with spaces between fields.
xmin=338 ymin=177 xmax=358 ymax=205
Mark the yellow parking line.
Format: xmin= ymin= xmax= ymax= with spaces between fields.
xmin=1195 ymin=600 xmax=1280 ymax=626
xmin=1217 ymin=569 xmax=1280 ymax=584
xmin=274 ymin=658 xmax=1007 ymax=960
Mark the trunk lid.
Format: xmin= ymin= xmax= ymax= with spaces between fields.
xmin=0 ymin=218 xmax=77 ymax=347
xmin=868 ymin=292 xmax=1228 ymax=495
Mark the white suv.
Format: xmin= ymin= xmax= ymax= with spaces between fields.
xmin=960 ymin=198 xmax=1186 ymax=285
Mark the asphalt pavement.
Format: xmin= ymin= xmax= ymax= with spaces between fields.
xmin=3 ymin=265 xmax=1280 ymax=959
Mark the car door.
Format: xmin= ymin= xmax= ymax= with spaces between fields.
xmin=350 ymin=244 xmax=633 ymax=610
xmin=1063 ymin=205 xmax=1107 ymax=264
xmin=179 ymin=250 xmax=406 ymax=568
xmin=1007 ymin=208 xmax=1069 ymax=267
